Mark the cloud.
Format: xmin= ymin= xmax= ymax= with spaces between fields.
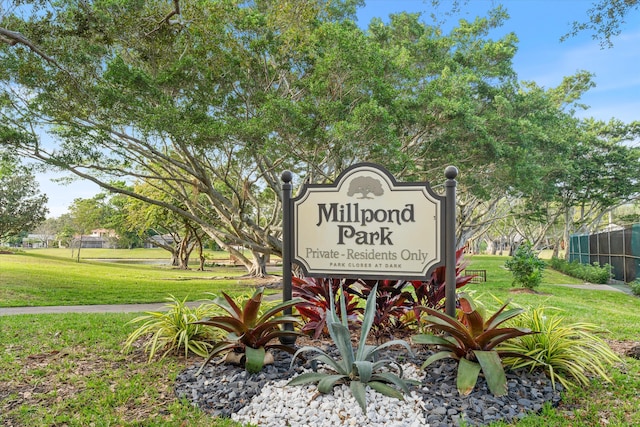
xmin=517 ymin=27 xmax=640 ymax=123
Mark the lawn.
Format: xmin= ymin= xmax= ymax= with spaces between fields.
xmin=1 ymin=252 xmax=639 ymax=426
xmin=463 ymin=255 xmax=640 ymax=340
xmin=0 ymin=249 xmax=268 ymax=307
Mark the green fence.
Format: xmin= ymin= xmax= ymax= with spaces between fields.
xmin=569 ymin=224 xmax=640 ymax=283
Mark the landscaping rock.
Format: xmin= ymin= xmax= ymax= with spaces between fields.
xmin=175 ymin=346 xmax=563 ymax=426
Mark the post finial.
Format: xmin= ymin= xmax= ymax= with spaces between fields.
xmin=281 ymin=170 xmax=293 ymax=183
xmin=444 ymin=166 xmax=458 ymax=180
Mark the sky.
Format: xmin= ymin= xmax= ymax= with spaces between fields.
xmin=36 ymin=0 xmax=640 ymax=218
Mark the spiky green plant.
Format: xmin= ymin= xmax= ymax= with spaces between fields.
xmin=122 ymin=295 xmax=218 ymax=361
xmin=287 ymin=284 xmax=416 ymax=414
xmin=499 ymin=306 xmax=622 ymax=389
xmin=193 ymin=287 xmax=303 ymax=373
xmin=413 ymin=293 xmax=535 ymax=396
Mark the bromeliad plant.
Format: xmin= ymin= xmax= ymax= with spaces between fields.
xmin=413 ymin=293 xmax=535 ymax=396
xmin=288 ymin=284 xmax=416 ymax=414
xmin=353 ymin=279 xmax=415 ymax=340
xmin=499 ymin=305 xmax=622 ymax=390
xmin=193 ymin=287 xmax=303 ymax=373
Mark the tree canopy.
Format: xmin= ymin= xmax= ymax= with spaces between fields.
xmin=0 ymin=0 xmax=638 ymax=273
xmin=0 ymin=158 xmax=49 ymax=241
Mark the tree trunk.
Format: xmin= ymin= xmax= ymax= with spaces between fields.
xmin=177 ymin=238 xmax=191 ymax=269
xmin=196 ymin=241 xmax=205 ymax=271
xmin=490 ymin=239 xmax=498 ymax=255
xmin=563 ymin=207 xmax=573 ymax=261
xmin=76 ymin=237 xmax=83 ymax=262
xmin=249 ymin=251 xmax=268 ymax=278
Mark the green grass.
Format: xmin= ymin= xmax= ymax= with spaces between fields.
xmin=1 ymin=252 xmax=639 ymax=426
xmin=0 ymin=251 xmax=271 ymax=307
xmin=0 ymin=313 xmax=240 ymax=426
xmin=464 ymin=255 xmax=640 ymax=340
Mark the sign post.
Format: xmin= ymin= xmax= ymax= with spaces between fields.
xmin=280 ymin=170 xmax=296 ymax=345
xmin=444 ymin=166 xmax=458 ymax=318
xmin=280 ymin=163 xmax=458 ymax=341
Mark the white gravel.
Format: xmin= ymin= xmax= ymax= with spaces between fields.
xmin=231 ymin=364 xmax=429 ymax=427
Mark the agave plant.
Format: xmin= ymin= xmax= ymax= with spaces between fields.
xmin=288 ymin=284 xmax=416 ymax=414
xmin=292 ymin=276 xmax=362 ymax=339
xmin=122 ymin=295 xmax=218 ymax=362
xmin=193 ymin=287 xmax=303 ymax=373
xmin=413 ymin=293 xmax=535 ymax=396
xmin=499 ymin=305 xmax=622 ymax=390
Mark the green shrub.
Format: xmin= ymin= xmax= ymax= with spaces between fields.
xmin=505 ymin=242 xmax=546 ymax=290
xmin=500 ymin=306 xmax=622 ymax=390
xmin=630 ymin=279 xmax=640 ymax=296
xmin=122 ymin=295 xmax=219 ymax=361
xmin=549 ymin=257 xmax=612 ymax=284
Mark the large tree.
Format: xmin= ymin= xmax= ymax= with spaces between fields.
xmin=0 ymin=159 xmax=48 ymax=242
xmin=120 ymin=181 xmax=208 ymax=269
xmin=0 ymin=1 xmax=617 ymax=272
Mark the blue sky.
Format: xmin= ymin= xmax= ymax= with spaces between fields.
xmin=38 ymin=0 xmax=640 ymax=218
xmin=358 ymin=0 xmax=640 ymax=122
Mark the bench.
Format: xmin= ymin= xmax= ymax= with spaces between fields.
xmin=463 ymin=269 xmax=487 ymax=284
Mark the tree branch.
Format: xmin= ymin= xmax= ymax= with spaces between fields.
xmin=145 ymin=0 xmax=182 ymax=36
xmin=0 ymin=27 xmax=67 ymax=73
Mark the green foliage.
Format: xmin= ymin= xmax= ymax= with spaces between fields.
xmin=562 ymin=0 xmax=640 ymax=47
xmin=549 ymin=257 xmax=612 ymax=284
xmin=292 ymin=277 xmax=362 ymax=339
xmin=1 ymin=312 xmax=245 ymax=426
xmin=505 ymin=242 xmax=546 ymax=289
xmin=413 ymin=293 xmax=535 ymax=396
xmin=631 ymin=279 xmax=640 ymax=296
xmin=5 ymin=0 xmax=628 ymax=270
xmin=0 ymin=162 xmax=48 ymax=241
xmin=288 ymin=284 xmax=416 ymax=414
xmin=122 ymin=295 xmax=218 ymax=361
xmin=500 ymin=306 xmax=622 ymax=390
xmin=193 ymin=287 xmax=302 ymax=373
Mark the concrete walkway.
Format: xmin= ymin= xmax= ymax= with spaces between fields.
xmin=0 ymin=301 xmax=203 ymax=316
xmin=0 ymin=284 xmax=634 ymax=316
xmin=556 ymin=282 xmax=635 ymax=295
xmin=0 ymin=293 xmax=285 ymax=316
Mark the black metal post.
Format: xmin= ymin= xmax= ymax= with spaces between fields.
xmin=444 ymin=166 xmax=458 ymax=318
xmin=280 ymin=170 xmax=296 ymax=345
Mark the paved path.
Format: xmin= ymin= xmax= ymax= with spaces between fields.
xmin=556 ymin=282 xmax=635 ymax=295
xmin=0 ymin=301 xmax=203 ymax=316
xmin=0 ymin=284 xmax=633 ymax=316
xmin=0 ymin=293 xmax=285 ymax=316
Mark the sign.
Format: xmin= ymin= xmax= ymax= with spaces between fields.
xmin=292 ymin=163 xmax=445 ymax=279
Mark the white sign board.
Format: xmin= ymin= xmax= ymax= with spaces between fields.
xmin=292 ymin=163 xmax=444 ymax=279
